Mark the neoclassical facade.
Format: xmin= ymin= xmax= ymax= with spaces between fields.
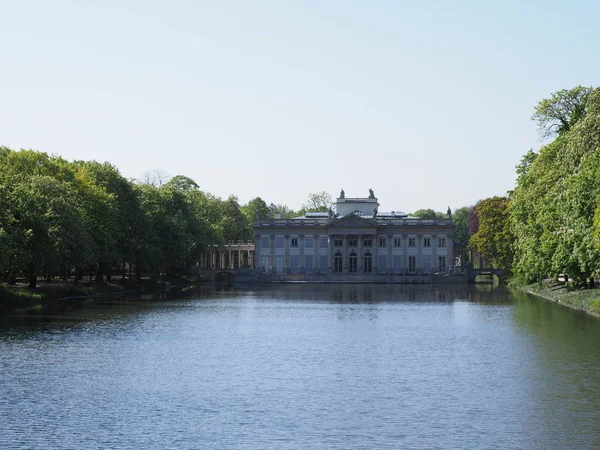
xmin=253 ymin=192 xmax=454 ymax=277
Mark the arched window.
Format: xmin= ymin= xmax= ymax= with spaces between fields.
xmin=349 ymin=252 xmax=357 ymax=273
xmin=334 ymin=252 xmax=343 ymax=273
xmin=363 ymin=252 xmax=372 ymax=273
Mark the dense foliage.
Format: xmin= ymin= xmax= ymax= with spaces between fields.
xmin=466 ymin=85 xmax=600 ymax=285
xmin=0 ymin=149 xmax=255 ymax=287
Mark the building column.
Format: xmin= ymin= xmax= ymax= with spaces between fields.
xmin=373 ymin=234 xmax=378 ymax=274
xmin=432 ymin=234 xmax=438 ymax=274
xmin=299 ymin=235 xmax=305 ymax=273
xmin=270 ymin=235 xmax=275 ymax=273
xmin=447 ymin=235 xmax=453 ymax=272
xmin=343 ymin=234 xmax=348 ymax=274
xmin=327 ymin=235 xmax=332 ymax=273
xmin=314 ymin=234 xmax=320 ymax=274
xmin=284 ymin=235 xmax=290 ymax=273
xmin=357 ymin=234 xmax=363 ymax=273
xmin=387 ymin=234 xmax=393 ymax=274
xmin=417 ymin=234 xmax=423 ymax=273
xmin=402 ymin=235 xmax=408 ymax=270
xmin=254 ymin=235 xmax=260 ymax=269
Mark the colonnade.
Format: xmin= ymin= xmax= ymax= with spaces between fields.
xmin=201 ymin=245 xmax=255 ymax=270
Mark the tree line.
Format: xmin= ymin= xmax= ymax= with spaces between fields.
xmin=0 ymin=149 xmax=277 ymax=287
xmin=466 ymin=85 xmax=600 ymax=286
xmin=4 ymin=86 xmax=596 ymax=289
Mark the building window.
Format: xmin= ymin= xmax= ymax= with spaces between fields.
xmin=334 ymin=252 xmax=343 ymax=273
xmin=423 ymin=237 xmax=431 ymax=247
xmin=438 ymin=256 xmax=446 ymax=271
xmin=276 ymin=255 xmax=284 ymax=273
xmin=408 ymin=238 xmax=416 ymax=247
xmin=319 ymin=255 xmax=328 ymax=271
xmin=392 ymin=255 xmax=402 ymax=273
xmin=363 ymin=252 xmax=372 ymax=273
xmin=291 ymin=238 xmax=298 ymax=248
xmin=275 ymin=236 xmax=284 ymax=248
xmin=261 ymin=255 xmax=269 ymax=271
xmin=409 ymin=256 xmax=416 ymax=272
xmin=305 ymin=236 xmax=313 ymax=248
xmin=304 ymin=255 xmax=313 ymax=271
xmin=348 ymin=238 xmax=358 ymax=247
xmin=394 ymin=237 xmax=402 ymax=247
xmin=363 ymin=239 xmax=372 ymax=247
xmin=379 ymin=237 xmax=386 ymax=247
xmin=334 ymin=238 xmax=343 ymax=247
xmin=423 ymin=255 xmax=432 ymax=273
xmin=319 ymin=237 xmax=329 ymax=248
xmin=260 ymin=236 xmax=270 ymax=248
xmin=290 ymin=255 xmax=300 ymax=273
xmin=379 ymin=255 xmax=387 ymax=271
xmin=438 ymin=238 xmax=446 ymax=248
xmin=349 ymin=252 xmax=357 ymax=273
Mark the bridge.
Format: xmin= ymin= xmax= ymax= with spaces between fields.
xmin=200 ymin=268 xmax=236 ymax=283
xmin=468 ymin=268 xmax=505 ymax=283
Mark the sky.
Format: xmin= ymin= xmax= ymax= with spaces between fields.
xmin=1 ymin=0 xmax=599 ymax=213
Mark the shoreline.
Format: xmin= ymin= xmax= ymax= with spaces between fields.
xmin=0 ymin=276 xmax=200 ymax=314
xmin=510 ymin=279 xmax=600 ymax=318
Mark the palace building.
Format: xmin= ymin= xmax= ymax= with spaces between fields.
xmin=252 ymin=190 xmax=454 ymax=279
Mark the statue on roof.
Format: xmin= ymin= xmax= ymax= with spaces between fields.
xmin=340 ymin=189 xmax=345 ymax=199
xmin=368 ymin=188 xmax=375 ymax=199
xmin=447 ymin=206 xmax=452 ymax=219
xmin=328 ymin=207 xmax=334 ymax=218
xmin=372 ymin=207 xmax=378 ymax=218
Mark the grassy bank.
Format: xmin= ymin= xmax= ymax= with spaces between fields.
xmin=510 ymin=279 xmax=600 ymax=318
xmin=0 ymin=275 xmax=200 ymax=312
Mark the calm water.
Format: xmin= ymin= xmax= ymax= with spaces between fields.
xmin=1 ymin=284 xmax=600 ymax=449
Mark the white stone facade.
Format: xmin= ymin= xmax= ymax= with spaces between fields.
xmin=253 ymin=194 xmax=454 ymax=276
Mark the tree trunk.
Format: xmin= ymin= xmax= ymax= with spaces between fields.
xmin=135 ymin=258 xmax=141 ymax=281
xmin=95 ymin=263 xmax=104 ymax=284
xmin=122 ymin=260 xmax=126 ymax=281
xmin=27 ymin=263 xmax=37 ymax=289
xmin=61 ymin=264 xmax=67 ymax=281
xmin=590 ymin=277 xmax=595 ymax=288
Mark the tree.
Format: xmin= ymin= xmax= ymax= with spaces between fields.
xmin=274 ymin=204 xmax=298 ymax=219
xmin=242 ymin=197 xmax=269 ymax=223
xmin=469 ymin=197 xmax=514 ymax=271
xmin=532 ymin=86 xmax=592 ymax=140
xmin=302 ymin=191 xmax=333 ymax=212
xmin=452 ymin=206 xmax=470 ymax=245
xmin=141 ymin=169 xmax=170 ymax=187
xmin=164 ymin=175 xmax=199 ymax=192
xmin=220 ymin=195 xmax=250 ymax=241
xmin=411 ymin=209 xmax=443 ymax=219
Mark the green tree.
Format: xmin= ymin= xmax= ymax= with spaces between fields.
xmin=452 ymin=206 xmax=470 ymax=245
xmin=532 ymin=86 xmax=592 ymax=139
xmin=469 ymin=197 xmax=514 ymax=271
xmin=242 ymin=197 xmax=269 ymax=222
xmin=302 ymin=191 xmax=333 ymax=212
xmin=411 ymin=209 xmax=444 ymax=219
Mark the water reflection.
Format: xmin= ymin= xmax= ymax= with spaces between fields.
xmin=1 ymin=284 xmax=600 ymax=449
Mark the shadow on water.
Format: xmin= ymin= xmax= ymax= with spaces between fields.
xmin=0 ymin=283 xmax=512 ymax=331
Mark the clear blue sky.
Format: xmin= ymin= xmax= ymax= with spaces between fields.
xmin=1 ymin=0 xmax=598 ymax=213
